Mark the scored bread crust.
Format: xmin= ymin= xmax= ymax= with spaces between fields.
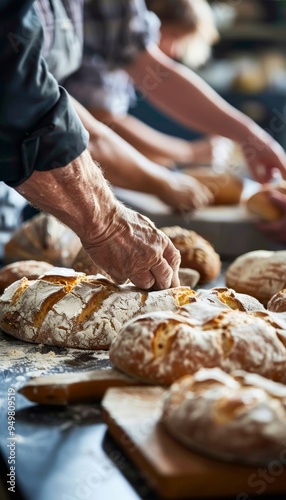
xmin=0 ymin=268 xmax=194 ymax=350
xmin=194 ymin=287 xmax=265 ymax=312
xmin=161 ymin=368 xmax=286 ymax=465
xmin=109 ymin=302 xmax=286 ymax=385
xmin=161 ymin=226 xmax=221 ymax=284
xmin=225 ymin=250 xmax=286 ymax=306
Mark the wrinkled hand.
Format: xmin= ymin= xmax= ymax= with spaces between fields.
xmin=82 ymin=204 xmax=181 ymax=290
xmin=256 ymin=190 xmax=286 ymax=243
xmin=159 ymin=172 xmax=214 ymax=212
xmin=241 ymin=127 xmax=286 ymax=183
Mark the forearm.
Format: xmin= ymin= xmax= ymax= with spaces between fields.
xmin=15 ymin=149 xmax=119 ymax=245
xmin=128 ymin=46 xmax=253 ymax=142
xmin=87 ymin=108 xmax=193 ymax=165
xmin=70 ymin=97 xmax=174 ymax=194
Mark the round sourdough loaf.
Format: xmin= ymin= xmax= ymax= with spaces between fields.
xmin=0 ymin=260 xmax=54 ymax=294
xmin=246 ymin=181 xmax=286 ymax=221
xmin=160 ymin=226 xmax=221 ymax=284
xmin=182 ymin=167 xmax=243 ymax=205
xmin=109 ymin=302 xmax=286 ymax=384
xmin=225 ymin=250 xmax=286 ymax=306
xmin=4 ymin=213 xmax=81 ymax=266
xmin=161 ymin=368 xmax=286 ymax=465
xmin=0 ymin=268 xmax=194 ymax=350
xmin=268 ymin=289 xmax=286 ymax=313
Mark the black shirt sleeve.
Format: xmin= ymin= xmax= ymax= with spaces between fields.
xmin=0 ymin=0 xmax=88 ymax=187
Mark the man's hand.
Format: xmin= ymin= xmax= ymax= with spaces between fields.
xmin=241 ymin=127 xmax=286 ymax=183
xmin=256 ymin=190 xmax=286 ymax=243
xmin=16 ymin=149 xmax=181 ymax=290
xmin=82 ymin=205 xmax=181 ymax=289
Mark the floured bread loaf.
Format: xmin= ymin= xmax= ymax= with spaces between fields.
xmin=0 ymin=268 xmax=194 ymax=350
xmin=161 ymin=226 xmax=221 ymax=284
xmin=161 ymin=368 xmax=286 ymax=465
xmin=182 ymin=167 xmax=243 ymax=205
xmin=268 ymin=289 xmax=286 ymax=313
xmin=194 ymin=287 xmax=265 ymax=312
xmin=0 ymin=260 xmax=54 ymax=294
xmin=109 ymin=302 xmax=286 ymax=384
xmin=225 ymin=250 xmax=286 ymax=306
xmin=246 ymin=181 xmax=286 ymax=221
xmin=4 ymin=213 xmax=81 ymax=266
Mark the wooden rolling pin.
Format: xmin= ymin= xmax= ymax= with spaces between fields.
xmin=19 ymin=368 xmax=142 ymax=404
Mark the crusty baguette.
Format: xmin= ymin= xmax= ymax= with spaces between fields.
xmin=109 ymin=302 xmax=286 ymax=384
xmin=162 ymin=368 xmax=286 ymax=465
xmin=0 ymin=268 xmax=194 ymax=350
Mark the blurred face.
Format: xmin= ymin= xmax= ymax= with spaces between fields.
xmin=158 ymin=10 xmax=219 ymax=66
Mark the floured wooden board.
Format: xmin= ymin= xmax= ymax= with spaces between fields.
xmin=19 ymin=367 xmax=142 ymax=404
xmin=102 ymin=386 xmax=286 ymax=499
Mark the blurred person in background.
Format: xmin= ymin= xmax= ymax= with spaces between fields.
xmin=0 ymin=0 xmax=181 ymax=289
xmin=64 ymin=0 xmax=286 ymax=245
xmin=66 ymin=0 xmax=233 ymax=169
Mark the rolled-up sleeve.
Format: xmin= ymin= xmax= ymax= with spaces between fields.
xmin=0 ymin=0 xmax=88 ymax=187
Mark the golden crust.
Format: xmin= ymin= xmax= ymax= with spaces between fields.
xmin=109 ymin=303 xmax=286 ymax=385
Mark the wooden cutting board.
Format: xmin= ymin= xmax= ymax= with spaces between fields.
xmin=19 ymin=368 xmax=143 ymax=404
xmin=102 ymin=386 xmax=286 ymax=499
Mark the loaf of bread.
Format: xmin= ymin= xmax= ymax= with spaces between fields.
xmin=182 ymin=167 xmax=243 ymax=205
xmin=0 ymin=268 xmax=194 ymax=350
xmin=0 ymin=260 xmax=54 ymax=294
xmin=194 ymin=287 xmax=265 ymax=312
xmin=4 ymin=213 xmax=81 ymax=266
xmin=268 ymin=289 xmax=286 ymax=313
xmin=161 ymin=368 xmax=286 ymax=465
xmin=161 ymin=226 xmax=221 ymax=284
xmin=109 ymin=302 xmax=286 ymax=384
xmin=225 ymin=250 xmax=286 ymax=306
xmin=246 ymin=181 xmax=286 ymax=221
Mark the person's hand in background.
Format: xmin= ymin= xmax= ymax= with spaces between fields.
xmin=240 ymin=125 xmax=286 ymax=183
xmin=159 ymin=170 xmax=214 ymax=210
xmin=256 ymin=190 xmax=286 ymax=243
